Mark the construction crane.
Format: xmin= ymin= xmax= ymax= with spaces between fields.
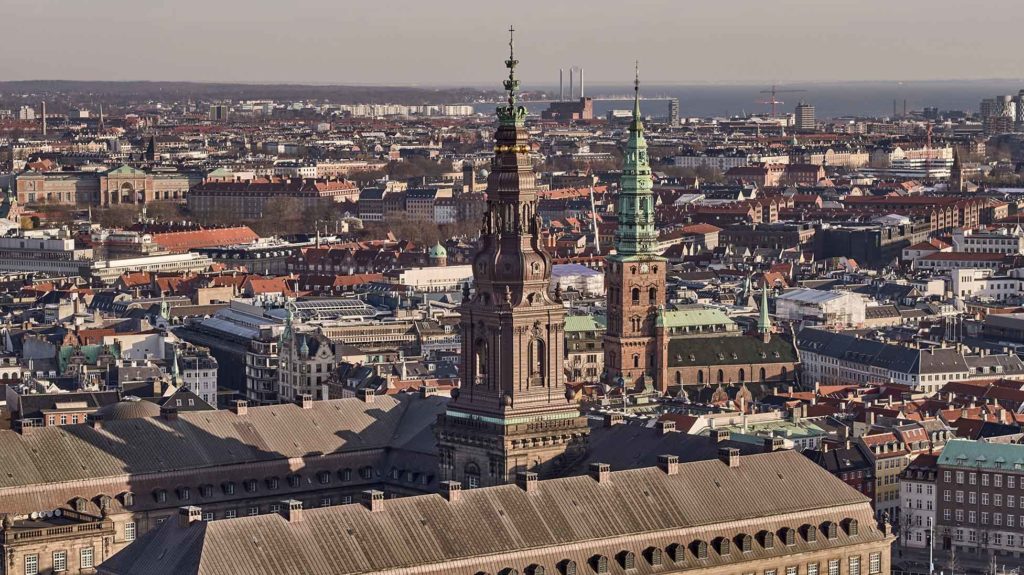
xmin=757 ymin=85 xmax=807 ymax=118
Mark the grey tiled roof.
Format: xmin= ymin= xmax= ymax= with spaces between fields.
xmin=98 ymin=450 xmax=881 ymax=575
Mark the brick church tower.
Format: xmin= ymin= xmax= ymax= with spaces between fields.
xmin=436 ymin=29 xmax=589 ymax=488
xmin=603 ymin=65 xmax=666 ymax=391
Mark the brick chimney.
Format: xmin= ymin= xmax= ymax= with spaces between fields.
xmin=657 ymin=419 xmax=676 ymax=435
xmin=160 ymin=406 xmax=178 ymax=420
xmin=515 ymin=471 xmax=538 ymax=493
xmin=710 ymin=429 xmax=730 ymax=444
xmin=719 ymin=447 xmax=740 ymax=468
xmin=282 ymin=499 xmax=303 ymax=523
xmin=231 ymin=400 xmax=248 ymax=416
xmin=589 ymin=463 xmax=611 ymax=483
xmin=358 ymin=388 xmax=375 ymax=403
xmin=440 ymin=481 xmax=461 ymax=503
xmin=657 ymin=454 xmax=679 ymax=475
xmin=179 ymin=505 xmax=202 ymax=527
xmin=603 ymin=413 xmax=623 ymax=427
xmin=297 ymin=394 xmax=313 ymax=409
xmin=764 ymin=436 xmax=784 ymax=452
xmin=361 ymin=490 xmax=384 ymax=512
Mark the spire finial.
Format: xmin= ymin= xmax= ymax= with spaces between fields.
xmin=497 ymin=25 xmax=525 ymax=125
xmin=504 ymin=25 xmax=519 ymax=108
xmin=631 ymin=60 xmax=643 ymax=130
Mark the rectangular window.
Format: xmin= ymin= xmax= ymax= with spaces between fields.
xmin=982 ymin=474 xmax=990 ymax=486
xmin=849 ymin=556 xmax=861 ymax=575
xmin=828 ymin=559 xmax=840 ymax=575
xmin=25 ymin=555 xmax=38 ymax=575
xmin=320 ymin=496 xmax=332 ymax=507
xmin=956 ymin=509 xmax=963 ymax=522
xmin=765 ymin=570 xmax=777 ymax=575
xmin=224 ymin=510 xmax=237 ymax=519
xmin=869 ymin=553 xmax=881 ymax=575
xmin=80 ymin=548 xmax=94 ymax=568
xmin=995 ymin=494 xmax=1003 ymax=506
xmin=969 ymin=492 xmax=976 ymax=505
xmin=944 ymin=470 xmax=951 ymax=482
xmin=969 ymin=511 xmax=977 ymax=523
xmin=248 ymin=507 xmax=259 ymax=516
xmin=956 ymin=490 xmax=964 ymax=503
xmin=786 ymin=568 xmax=797 ymax=575
xmin=995 ymin=474 xmax=1003 ymax=488
xmin=970 ymin=472 xmax=977 ymax=485
xmin=944 ymin=509 xmax=951 ymax=520
xmin=807 ymin=563 xmax=819 ymax=575
xmin=944 ymin=489 xmax=951 ymax=502
xmin=956 ymin=471 xmax=964 ymax=484
xmin=982 ymin=493 xmax=990 ymax=505
xmin=53 ymin=551 xmax=67 ymax=572
xmin=203 ymin=512 xmax=214 ymax=521
xmin=1009 ymin=476 xmax=1016 ymax=489
xmin=995 ymin=513 xmax=1002 ymax=526
xmin=125 ymin=521 xmax=136 ymax=542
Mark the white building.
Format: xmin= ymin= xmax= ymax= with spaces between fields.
xmin=951 ymin=268 xmax=1023 ymax=301
xmin=551 ymin=263 xmax=605 ymax=297
xmin=0 ymin=229 xmax=93 ymax=275
xmin=952 ymin=226 xmax=1024 ymax=255
xmin=384 ymin=265 xmax=473 ymax=293
xmin=176 ymin=349 xmax=219 ymax=406
xmin=900 ymin=455 xmax=937 ymax=550
xmin=775 ymin=288 xmax=867 ymax=327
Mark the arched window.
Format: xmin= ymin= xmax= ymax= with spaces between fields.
xmin=464 ymin=463 xmax=481 ymax=489
xmin=648 ymin=287 xmax=657 ymax=304
xmin=717 ymin=369 xmax=724 ymax=384
xmin=528 ymin=339 xmax=546 ymax=386
xmin=474 ymin=339 xmax=488 ymax=384
xmin=738 ymin=368 xmax=745 ymax=383
xmin=633 ymin=354 xmax=640 ymax=368
xmin=675 ymin=371 xmax=682 ymax=385
xmin=617 ymin=551 xmax=636 ymax=569
xmin=759 ymin=367 xmax=766 ymax=382
xmin=644 ymin=547 xmax=663 ymax=566
xmin=697 ymin=371 xmax=704 ymax=384
xmin=590 ymin=555 xmax=609 ymax=574
xmin=781 ymin=366 xmax=788 ymax=381
xmin=631 ymin=288 xmax=640 ymax=304
xmin=559 ymin=559 xmax=577 ymax=575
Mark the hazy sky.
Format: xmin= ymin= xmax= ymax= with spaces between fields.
xmin=4 ymin=0 xmax=1023 ymax=87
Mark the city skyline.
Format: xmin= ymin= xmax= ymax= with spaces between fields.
xmin=3 ymin=0 xmax=1023 ymax=85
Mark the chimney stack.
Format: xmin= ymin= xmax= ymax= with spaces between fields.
xmin=657 ymin=419 xmax=676 ymax=435
xmin=515 ymin=471 xmax=539 ymax=493
xmin=160 ymin=406 xmax=178 ymax=420
xmin=298 ymin=394 xmax=314 ymax=409
xmin=361 ymin=490 xmax=384 ymax=512
xmin=657 ymin=454 xmax=679 ymax=475
xmin=359 ymin=388 xmax=375 ymax=403
xmin=231 ymin=400 xmax=248 ymax=416
xmin=179 ymin=506 xmax=202 ymax=528
xmin=589 ymin=463 xmax=611 ymax=483
xmin=282 ymin=499 xmax=303 ymax=523
xmin=603 ymin=413 xmax=623 ymax=427
xmin=710 ymin=428 xmax=731 ymax=444
xmin=439 ymin=481 xmax=462 ymax=503
xmin=718 ymin=447 xmax=741 ymax=468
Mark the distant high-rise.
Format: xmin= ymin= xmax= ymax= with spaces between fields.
xmin=795 ymin=101 xmax=815 ymax=132
xmin=209 ymin=104 xmax=230 ymax=122
xmin=668 ymin=98 xmax=680 ymax=126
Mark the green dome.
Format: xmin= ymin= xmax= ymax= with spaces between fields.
xmin=429 ymin=242 xmax=447 ymax=258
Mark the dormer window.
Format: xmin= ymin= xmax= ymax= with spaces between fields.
xmin=644 ymin=547 xmax=663 ymax=566
xmin=223 ymin=482 xmax=236 ymax=495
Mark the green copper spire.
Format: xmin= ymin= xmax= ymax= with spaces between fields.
xmin=758 ymin=283 xmax=772 ymax=336
xmin=496 ymin=26 xmax=527 ymax=127
xmin=615 ymin=62 xmax=657 ymax=256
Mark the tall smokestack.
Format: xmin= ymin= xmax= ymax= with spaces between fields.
xmin=569 ymin=68 xmax=574 ymax=101
xmin=903 ymin=99 xmax=907 ymax=118
xmin=41 ymin=101 xmax=46 ymax=136
xmin=560 ymin=68 xmax=564 ymax=101
xmin=580 ymin=67 xmax=585 ymax=99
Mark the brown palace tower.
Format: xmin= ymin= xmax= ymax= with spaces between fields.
xmin=436 ymin=28 xmax=589 ymax=488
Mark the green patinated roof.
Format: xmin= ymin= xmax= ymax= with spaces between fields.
xmin=429 ymin=242 xmax=447 ymax=258
xmin=938 ymin=439 xmax=1024 ymax=471
xmin=106 ymin=164 xmax=146 ymax=176
xmin=207 ymin=167 xmax=234 ymax=177
xmin=564 ymin=315 xmax=606 ymax=333
xmin=58 ymin=343 xmax=120 ymax=373
xmin=661 ymin=306 xmax=735 ymax=329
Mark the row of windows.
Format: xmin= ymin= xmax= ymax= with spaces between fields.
xmin=945 ymin=470 xmax=1020 ymax=486
xmin=945 ymin=490 xmax=1017 ymax=507
xmin=474 ymin=552 xmax=881 ymax=575
xmin=152 ymin=467 xmax=378 ymax=502
xmin=944 ymin=508 xmax=1023 ymax=527
xmin=23 ymin=548 xmax=93 ymax=575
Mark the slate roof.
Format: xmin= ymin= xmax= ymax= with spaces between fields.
xmin=667 ymin=334 xmax=797 ymax=368
xmin=0 ymin=395 xmax=445 ymax=498
xmin=98 ymin=450 xmax=880 ymax=575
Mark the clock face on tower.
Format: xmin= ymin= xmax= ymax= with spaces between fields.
xmin=640 ymin=263 xmax=650 ymax=273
